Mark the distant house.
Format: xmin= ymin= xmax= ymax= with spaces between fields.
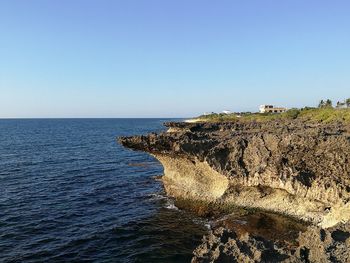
xmin=222 ymin=110 xmax=232 ymax=114
xmin=259 ymin=105 xmax=287 ymax=113
xmin=336 ymin=102 xmax=347 ymax=109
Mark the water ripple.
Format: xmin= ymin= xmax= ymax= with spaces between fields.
xmin=0 ymin=119 xmax=205 ymax=263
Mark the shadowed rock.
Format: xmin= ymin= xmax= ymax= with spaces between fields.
xmin=191 ymin=222 xmax=350 ymax=263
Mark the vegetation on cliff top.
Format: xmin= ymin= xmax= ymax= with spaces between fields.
xmin=197 ymin=107 xmax=350 ymax=123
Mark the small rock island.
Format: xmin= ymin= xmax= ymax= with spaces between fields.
xmin=119 ymin=107 xmax=350 ymax=262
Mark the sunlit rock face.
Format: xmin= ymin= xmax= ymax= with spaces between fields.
xmin=119 ymin=120 xmax=350 ymax=228
xmin=119 ymin=120 xmax=350 ymax=262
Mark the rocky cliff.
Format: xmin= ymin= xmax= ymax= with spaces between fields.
xmin=118 ymin=120 xmax=350 ymax=262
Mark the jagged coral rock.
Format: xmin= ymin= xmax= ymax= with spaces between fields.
xmin=119 ymin=120 xmax=350 ymax=228
xmin=119 ymin=120 xmax=350 ymax=262
xmin=191 ymin=222 xmax=350 ymax=263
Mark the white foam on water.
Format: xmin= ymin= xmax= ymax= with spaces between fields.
xmin=148 ymin=193 xmax=167 ymax=201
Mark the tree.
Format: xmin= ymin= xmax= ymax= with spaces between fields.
xmin=346 ymin=98 xmax=350 ymax=108
xmin=325 ymin=99 xmax=333 ymax=107
xmin=318 ymin=100 xmax=325 ymax=108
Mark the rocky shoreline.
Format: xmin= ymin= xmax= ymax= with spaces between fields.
xmin=119 ymin=120 xmax=350 ymax=262
xmin=192 ymin=221 xmax=350 ymax=262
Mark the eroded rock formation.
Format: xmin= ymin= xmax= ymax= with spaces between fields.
xmin=118 ymin=120 xmax=350 ymax=262
xmin=191 ymin=222 xmax=350 ymax=263
xmin=119 ymin=120 xmax=350 ymax=228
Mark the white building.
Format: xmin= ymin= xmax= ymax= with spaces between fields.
xmin=259 ymin=105 xmax=287 ymax=113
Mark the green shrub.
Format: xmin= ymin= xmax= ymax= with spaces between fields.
xmin=196 ymin=107 xmax=350 ymax=123
xmin=284 ymin=108 xmax=301 ymax=119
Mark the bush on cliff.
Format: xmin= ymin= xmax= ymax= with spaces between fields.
xmin=197 ymin=108 xmax=350 ymax=123
xmin=299 ymin=107 xmax=350 ymax=122
xmin=284 ymin=108 xmax=301 ymax=119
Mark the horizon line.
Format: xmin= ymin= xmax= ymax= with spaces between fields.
xmin=0 ymin=117 xmax=188 ymax=119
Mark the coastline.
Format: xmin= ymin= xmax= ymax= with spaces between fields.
xmin=119 ymin=119 xmax=350 ymax=262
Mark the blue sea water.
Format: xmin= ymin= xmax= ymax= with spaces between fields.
xmin=0 ymin=119 xmax=206 ymax=263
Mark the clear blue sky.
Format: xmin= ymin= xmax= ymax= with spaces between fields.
xmin=1 ymin=0 xmax=349 ymax=118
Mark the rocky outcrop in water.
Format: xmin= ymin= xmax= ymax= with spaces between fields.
xmin=118 ymin=120 xmax=350 ymax=262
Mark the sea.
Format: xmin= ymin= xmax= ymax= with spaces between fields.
xmin=0 ymin=119 xmax=207 ymax=263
